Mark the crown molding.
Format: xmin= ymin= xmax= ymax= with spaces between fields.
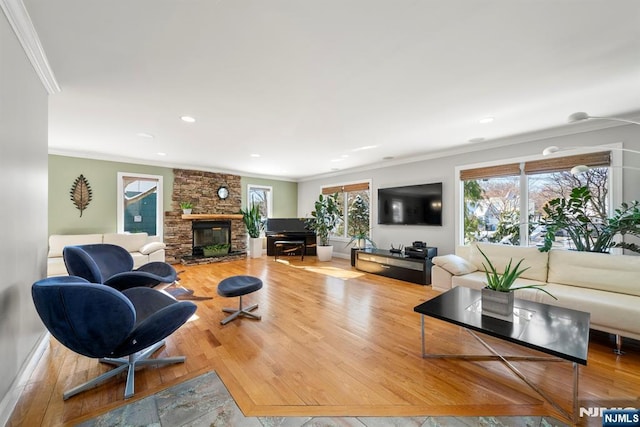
xmin=1 ymin=0 xmax=60 ymax=94
xmin=47 ymin=148 xmax=300 ymax=182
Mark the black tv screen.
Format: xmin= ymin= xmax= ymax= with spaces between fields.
xmin=378 ymin=182 xmax=443 ymax=225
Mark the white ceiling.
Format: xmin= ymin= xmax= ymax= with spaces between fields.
xmin=22 ymin=0 xmax=640 ymax=180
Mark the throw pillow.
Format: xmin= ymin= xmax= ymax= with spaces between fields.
xmin=432 ymin=254 xmax=478 ymax=276
xmin=139 ymin=241 xmax=166 ymax=255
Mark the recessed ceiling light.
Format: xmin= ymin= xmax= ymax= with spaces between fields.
xmin=180 ymin=116 xmax=196 ymax=123
xmin=136 ymin=132 xmax=154 ymax=139
xmin=157 ymin=152 xmax=167 ymax=156
xmin=479 ymin=116 xmax=494 ymax=124
xmin=250 ymin=153 xmax=261 ymax=158
xmin=341 ymin=154 xmax=349 ymax=158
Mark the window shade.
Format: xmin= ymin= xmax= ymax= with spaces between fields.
xmin=460 ymin=163 xmax=521 ymax=181
xmin=524 ymin=151 xmax=610 ymax=175
xmin=322 ymin=182 xmax=370 ymax=194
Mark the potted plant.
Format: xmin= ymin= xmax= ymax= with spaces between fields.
xmin=203 ymin=243 xmax=230 ymax=257
xmin=539 ymin=186 xmax=640 ymax=253
xmin=180 ymin=201 xmax=193 ymax=215
xmin=346 ymin=194 xmax=375 ymax=265
xmin=305 ymin=193 xmax=342 ymax=261
xmin=478 ymin=247 xmax=556 ymax=321
xmin=240 ymin=203 xmax=264 ymax=258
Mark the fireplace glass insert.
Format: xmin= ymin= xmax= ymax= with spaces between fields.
xmin=192 ymin=220 xmax=231 ymax=256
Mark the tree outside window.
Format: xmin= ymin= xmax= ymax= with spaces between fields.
xmin=462 ymin=152 xmax=611 ymax=247
xmin=247 ymin=185 xmax=272 ymax=220
xmin=321 ymin=182 xmax=371 ymax=242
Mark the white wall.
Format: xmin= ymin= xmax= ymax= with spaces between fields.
xmin=0 ymin=8 xmax=49 ymax=424
xmin=298 ymin=123 xmax=640 ymax=258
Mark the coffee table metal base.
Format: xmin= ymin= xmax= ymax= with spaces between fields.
xmin=420 ymin=315 xmax=579 ymax=424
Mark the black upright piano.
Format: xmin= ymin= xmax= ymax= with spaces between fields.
xmin=265 ymin=218 xmax=317 ymax=256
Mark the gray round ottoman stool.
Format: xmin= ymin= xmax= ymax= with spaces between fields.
xmin=217 ymin=275 xmax=263 ymax=325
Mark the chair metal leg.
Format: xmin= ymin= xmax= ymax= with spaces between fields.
xmin=614 ymin=334 xmax=625 ymax=355
xmin=220 ymin=295 xmax=261 ymax=325
xmin=63 ymin=340 xmax=187 ymax=400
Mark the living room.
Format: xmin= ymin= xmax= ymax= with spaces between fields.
xmin=3 ymin=1 xmax=640 ymax=426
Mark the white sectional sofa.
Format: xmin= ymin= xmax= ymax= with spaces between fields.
xmin=47 ymin=232 xmax=167 ymax=277
xmin=432 ymin=242 xmax=640 ymax=350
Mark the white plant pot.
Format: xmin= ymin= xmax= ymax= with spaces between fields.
xmin=182 ymin=209 xmax=192 ymax=215
xmin=249 ymin=237 xmax=262 ymax=258
xmin=316 ymin=245 xmax=333 ymax=262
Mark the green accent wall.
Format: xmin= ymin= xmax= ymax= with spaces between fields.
xmin=49 ymin=155 xmax=174 ymax=235
xmin=49 ymin=155 xmax=298 ymax=235
xmin=240 ymin=176 xmax=298 ymax=217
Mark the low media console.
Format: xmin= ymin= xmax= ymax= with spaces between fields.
xmin=355 ymin=247 xmax=437 ymax=285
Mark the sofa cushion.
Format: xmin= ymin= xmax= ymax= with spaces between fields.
xmin=48 ymin=234 xmax=103 ymax=257
xmin=541 ymin=282 xmax=640 ymax=337
xmin=548 ymin=249 xmax=640 ymax=297
xmin=432 ymin=254 xmax=478 ymax=276
xmin=139 ymin=241 xmax=166 ymax=255
xmin=103 ymin=233 xmax=149 ymax=253
xmin=130 ymin=252 xmax=150 ymax=269
xmin=469 ymin=243 xmax=549 ymax=282
xmin=47 ymin=258 xmax=70 ymax=277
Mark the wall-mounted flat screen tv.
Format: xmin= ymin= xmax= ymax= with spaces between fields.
xmin=378 ymin=182 xmax=443 ymax=225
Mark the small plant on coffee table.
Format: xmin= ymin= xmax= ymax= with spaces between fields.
xmin=478 ymin=247 xmax=556 ymax=298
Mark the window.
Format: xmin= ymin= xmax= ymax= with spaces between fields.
xmin=321 ymin=181 xmax=371 ymax=241
xmin=117 ymin=173 xmax=163 ymax=237
xmin=247 ymin=184 xmax=272 ymax=219
xmin=459 ymin=149 xmax=618 ymax=248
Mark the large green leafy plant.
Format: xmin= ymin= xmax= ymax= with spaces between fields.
xmin=346 ymin=194 xmax=375 ymax=248
xmin=240 ymin=204 xmax=264 ymax=238
xmin=539 ymin=186 xmax=640 ymax=253
xmin=478 ymin=247 xmax=556 ymax=298
xmin=305 ymin=193 xmax=342 ymax=246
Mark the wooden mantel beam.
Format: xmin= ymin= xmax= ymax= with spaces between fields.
xmin=182 ymin=214 xmax=243 ymax=220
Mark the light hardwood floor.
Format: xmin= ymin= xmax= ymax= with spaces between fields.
xmin=8 ymin=256 xmax=640 ymax=426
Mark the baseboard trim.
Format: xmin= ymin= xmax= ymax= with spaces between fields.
xmin=0 ymin=331 xmax=49 ymax=426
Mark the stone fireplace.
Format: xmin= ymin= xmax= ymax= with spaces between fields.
xmin=164 ymin=169 xmax=246 ymax=264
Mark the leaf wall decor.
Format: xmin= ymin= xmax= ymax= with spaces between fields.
xmin=70 ymin=174 xmax=93 ymax=217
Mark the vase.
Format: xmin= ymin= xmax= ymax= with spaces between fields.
xmin=182 ymin=209 xmax=192 ymax=215
xmin=481 ymin=288 xmax=514 ymax=321
xmin=249 ymin=237 xmax=262 ymax=258
xmin=316 ymin=245 xmax=333 ymax=261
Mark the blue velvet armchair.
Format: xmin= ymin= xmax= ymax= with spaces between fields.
xmin=63 ymin=243 xmax=177 ymax=291
xmin=32 ymin=276 xmax=197 ymax=399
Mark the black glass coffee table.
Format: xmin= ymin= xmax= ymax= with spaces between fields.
xmin=414 ymin=286 xmax=590 ymax=423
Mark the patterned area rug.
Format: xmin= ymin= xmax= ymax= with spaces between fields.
xmin=77 ymin=371 xmax=568 ymax=427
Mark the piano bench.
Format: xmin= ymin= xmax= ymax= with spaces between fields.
xmin=274 ymin=240 xmax=305 ymax=261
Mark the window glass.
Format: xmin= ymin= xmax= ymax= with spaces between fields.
xmin=117 ymin=173 xmax=163 ymax=237
xmin=321 ymin=182 xmax=371 ymax=241
xmin=463 ymin=176 xmax=521 ymax=245
xmin=247 ymin=185 xmax=272 ymax=219
xmin=461 ymin=155 xmax=611 ymax=248
xmin=528 ymin=168 xmax=609 ymax=248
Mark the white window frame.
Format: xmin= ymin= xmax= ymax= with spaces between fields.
xmin=117 ymin=172 xmax=164 ymax=238
xmin=247 ymin=184 xmax=273 ymax=218
xmin=454 ymin=143 xmax=623 ymax=247
xmin=321 ymin=179 xmax=373 ymax=243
